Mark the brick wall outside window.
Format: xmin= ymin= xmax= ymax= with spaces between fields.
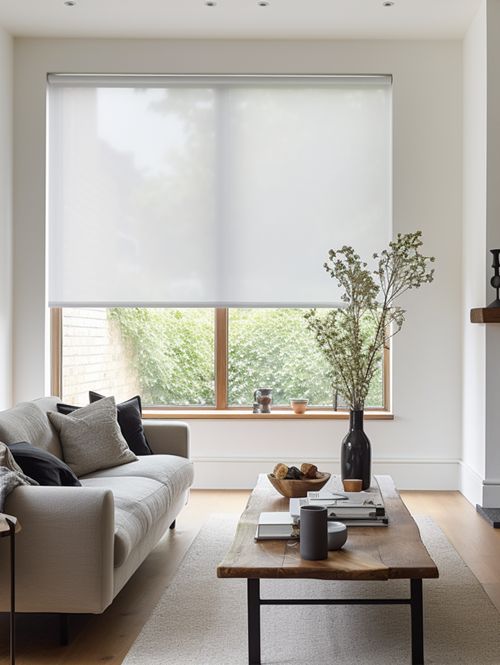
xmin=62 ymin=308 xmax=140 ymax=405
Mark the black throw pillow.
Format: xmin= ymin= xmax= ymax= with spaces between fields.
xmin=89 ymin=392 xmax=152 ymax=456
xmin=8 ymin=442 xmax=82 ymax=486
xmin=56 ymin=402 xmax=79 ymax=416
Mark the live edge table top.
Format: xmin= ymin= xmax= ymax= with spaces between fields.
xmin=217 ymin=474 xmax=438 ymax=582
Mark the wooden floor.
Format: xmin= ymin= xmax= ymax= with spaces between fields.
xmin=0 ymin=489 xmax=499 ymax=664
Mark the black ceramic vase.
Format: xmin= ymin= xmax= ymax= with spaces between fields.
xmin=341 ymin=410 xmax=371 ymax=490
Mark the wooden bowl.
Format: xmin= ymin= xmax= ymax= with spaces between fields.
xmin=267 ymin=472 xmax=331 ymax=498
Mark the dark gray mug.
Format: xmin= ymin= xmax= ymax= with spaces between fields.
xmin=300 ymin=505 xmax=328 ymax=560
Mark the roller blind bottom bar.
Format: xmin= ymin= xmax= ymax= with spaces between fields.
xmin=48 ymin=301 xmax=346 ymax=309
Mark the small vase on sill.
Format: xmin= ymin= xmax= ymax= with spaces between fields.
xmin=341 ymin=409 xmax=371 ymax=490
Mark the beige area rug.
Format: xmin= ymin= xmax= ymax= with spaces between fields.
xmin=123 ymin=515 xmax=500 ymax=664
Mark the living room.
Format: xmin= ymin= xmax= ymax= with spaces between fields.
xmin=0 ymin=0 xmax=499 ymax=663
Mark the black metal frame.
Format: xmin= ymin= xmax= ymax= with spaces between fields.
xmin=4 ymin=518 xmax=16 ymax=665
xmin=247 ymin=577 xmax=424 ymax=665
xmin=59 ymin=613 xmax=69 ymax=646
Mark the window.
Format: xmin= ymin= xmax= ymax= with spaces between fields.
xmin=52 ymin=307 xmax=388 ymax=412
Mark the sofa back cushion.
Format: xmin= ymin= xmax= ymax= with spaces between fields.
xmin=0 ymin=399 xmax=63 ymax=459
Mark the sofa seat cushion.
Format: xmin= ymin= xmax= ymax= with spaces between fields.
xmin=81 ymin=455 xmax=194 ymax=504
xmin=80 ymin=476 xmax=170 ymax=567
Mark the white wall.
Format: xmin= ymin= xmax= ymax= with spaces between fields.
xmin=0 ymin=27 xmax=12 ymax=409
xmin=461 ymin=0 xmax=500 ymax=507
xmin=462 ymin=1 xmax=487 ymax=505
xmin=13 ymin=38 xmax=462 ymax=489
xmin=483 ymin=0 xmax=500 ymax=506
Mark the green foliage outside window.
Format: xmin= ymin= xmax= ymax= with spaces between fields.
xmin=110 ymin=307 xmax=384 ymax=408
xmin=229 ymin=309 xmax=382 ymax=406
xmin=109 ymin=308 xmax=215 ymax=406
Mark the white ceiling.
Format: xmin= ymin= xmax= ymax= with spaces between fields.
xmin=0 ymin=0 xmax=481 ymax=40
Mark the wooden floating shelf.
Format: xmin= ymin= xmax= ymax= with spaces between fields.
xmin=470 ymin=308 xmax=500 ymax=323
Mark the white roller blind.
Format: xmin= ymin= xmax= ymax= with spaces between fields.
xmin=47 ymin=75 xmax=392 ymax=307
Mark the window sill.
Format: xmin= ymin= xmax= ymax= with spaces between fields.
xmin=142 ymin=409 xmax=394 ymax=420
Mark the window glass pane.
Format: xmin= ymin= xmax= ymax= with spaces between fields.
xmin=227 ymin=308 xmax=384 ymax=408
xmin=61 ymin=307 xmax=384 ymax=410
xmin=62 ymin=308 xmax=215 ymax=406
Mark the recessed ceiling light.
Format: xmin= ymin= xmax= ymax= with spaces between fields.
xmin=205 ymin=0 xmax=216 ymax=5
xmin=382 ymin=1 xmax=394 ymax=5
xmin=64 ymin=0 xmax=76 ymax=5
xmin=258 ymin=1 xmax=270 ymax=5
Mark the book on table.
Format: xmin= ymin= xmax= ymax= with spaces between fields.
xmin=306 ymin=478 xmax=385 ymax=515
xmin=308 ymin=479 xmax=384 ymax=506
xmin=330 ymin=517 xmax=388 ymax=527
xmin=290 ymin=478 xmax=389 ymax=526
xmin=307 ymin=490 xmax=384 ymax=511
xmin=289 ymin=498 xmax=389 ymax=526
xmin=255 ymin=512 xmax=299 ymax=541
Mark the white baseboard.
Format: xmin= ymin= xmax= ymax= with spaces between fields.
xmin=459 ymin=461 xmax=500 ymax=508
xmin=191 ymin=457 xmax=460 ymax=490
xmin=481 ymin=480 xmax=500 ymax=508
xmin=459 ymin=461 xmax=484 ymax=507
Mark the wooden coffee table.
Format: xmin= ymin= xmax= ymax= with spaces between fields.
xmin=217 ymin=474 xmax=438 ymax=665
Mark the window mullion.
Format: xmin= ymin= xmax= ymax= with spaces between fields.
xmin=51 ymin=307 xmax=63 ymax=398
xmin=215 ymin=308 xmax=228 ymax=409
xmin=383 ymin=342 xmax=390 ymax=412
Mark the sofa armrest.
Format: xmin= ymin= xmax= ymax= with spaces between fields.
xmin=0 ymin=486 xmax=114 ymax=614
xmin=143 ymin=420 xmax=190 ymax=458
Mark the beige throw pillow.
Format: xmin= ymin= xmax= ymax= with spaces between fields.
xmin=48 ymin=396 xmax=137 ymax=477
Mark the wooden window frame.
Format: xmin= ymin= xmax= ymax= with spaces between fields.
xmin=50 ymin=307 xmax=392 ymax=418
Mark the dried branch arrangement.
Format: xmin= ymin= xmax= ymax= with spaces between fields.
xmin=305 ymin=231 xmax=435 ymax=411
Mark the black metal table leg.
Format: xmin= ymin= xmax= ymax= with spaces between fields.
xmin=247 ymin=579 xmax=261 ymax=665
xmin=243 ymin=576 xmax=426 ymax=664
xmin=410 ymin=579 xmax=424 ymax=665
xmin=59 ymin=613 xmax=69 ymax=646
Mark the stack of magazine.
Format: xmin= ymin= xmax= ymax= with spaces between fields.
xmin=289 ymin=479 xmax=388 ymax=527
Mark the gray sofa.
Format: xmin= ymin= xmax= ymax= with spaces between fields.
xmin=0 ymin=397 xmax=193 ymax=615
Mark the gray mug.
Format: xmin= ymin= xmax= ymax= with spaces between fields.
xmin=300 ymin=505 xmax=328 ymax=560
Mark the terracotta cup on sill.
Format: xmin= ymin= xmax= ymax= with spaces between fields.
xmin=290 ymin=399 xmax=308 ymax=415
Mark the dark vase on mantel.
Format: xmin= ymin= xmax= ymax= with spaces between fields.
xmin=341 ymin=410 xmax=371 ymax=490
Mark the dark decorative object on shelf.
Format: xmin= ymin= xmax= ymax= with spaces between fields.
xmin=341 ymin=410 xmax=371 ymax=490
xmin=488 ymin=249 xmax=500 ymax=308
xmin=253 ymin=388 xmax=272 ymax=413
